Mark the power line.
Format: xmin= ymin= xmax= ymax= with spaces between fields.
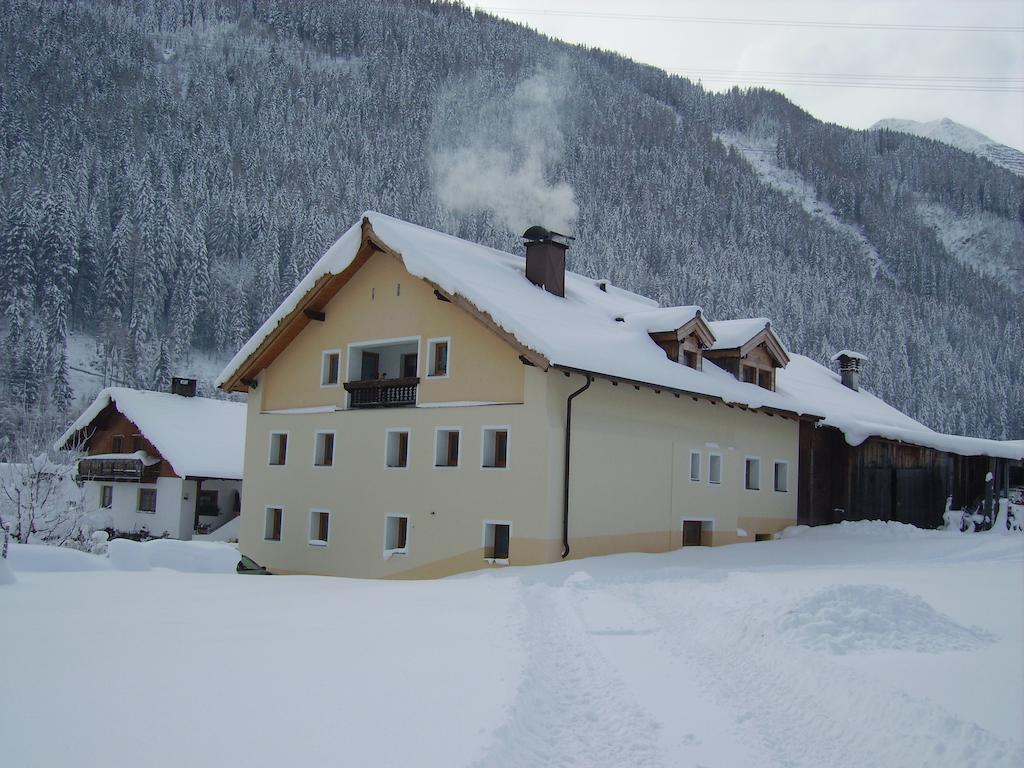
xmin=473 ymin=6 xmax=1024 ymax=33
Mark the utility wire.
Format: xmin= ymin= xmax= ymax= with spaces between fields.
xmin=473 ymin=6 xmax=1024 ymax=33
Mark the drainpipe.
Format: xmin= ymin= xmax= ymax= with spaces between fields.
xmin=562 ymin=374 xmax=593 ymax=559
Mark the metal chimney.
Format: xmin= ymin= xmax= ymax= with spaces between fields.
xmin=830 ymin=350 xmax=867 ymax=391
xmin=522 ymin=226 xmax=573 ymax=298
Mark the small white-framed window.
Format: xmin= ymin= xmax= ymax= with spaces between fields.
xmin=138 ymin=487 xmax=157 ymax=514
xmin=321 ymin=349 xmax=341 ymax=387
xmin=426 ymin=337 xmax=450 ymax=378
xmin=268 ymin=432 xmax=288 ymax=466
xmin=309 ymin=509 xmax=330 ymax=546
xmin=483 ymin=520 xmax=511 ymax=561
xmin=481 ymin=426 xmax=510 ymax=469
xmin=383 ymin=514 xmax=409 ymax=556
xmin=774 ymin=460 xmax=789 ymax=493
xmin=100 ymin=485 xmax=113 ymax=509
xmin=708 ymin=453 xmax=722 ymax=485
xmin=385 ymin=429 xmax=411 ymax=468
xmin=689 ymin=450 xmax=701 ymax=482
xmin=265 ymin=507 xmax=283 ymax=541
xmin=745 ymin=457 xmax=761 ymax=491
xmin=681 ymin=518 xmax=713 ymax=547
xmin=314 ymin=430 xmax=335 ymax=467
xmin=434 ymin=427 xmax=461 ymax=468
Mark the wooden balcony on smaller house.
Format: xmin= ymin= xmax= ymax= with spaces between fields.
xmin=343 ymin=377 xmax=419 ymax=408
xmin=76 ymin=454 xmax=162 ymax=483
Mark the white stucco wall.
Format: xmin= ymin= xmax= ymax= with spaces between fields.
xmin=86 ymin=477 xmax=187 ymax=539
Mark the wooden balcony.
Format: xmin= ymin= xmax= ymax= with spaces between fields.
xmin=343 ymin=377 xmax=419 ymax=408
xmin=77 ymin=456 xmax=162 ymax=483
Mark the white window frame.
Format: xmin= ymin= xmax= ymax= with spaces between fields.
xmin=264 ymin=506 xmax=284 ymax=542
xmin=343 ymin=335 xmax=422 ymax=408
xmin=433 ymin=426 xmax=462 ymax=469
xmin=385 ymin=428 xmax=412 ymax=469
xmin=268 ymin=431 xmax=289 ymax=467
xmin=426 ymin=336 xmax=451 ymax=379
xmin=480 ymin=425 xmax=511 ymax=470
xmin=383 ymin=513 xmax=410 ymax=557
xmin=708 ymin=452 xmax=723 ymax=486
xmin=744 ymin=456 xmax=762 ymax=491
xmin=308 ymin=508 xmax=331 ymax=547
xmin=312 ymin=429 xmax=336 ymax=468
xmin=773 ymin=460 xmax=790 ymax=493
xmin=137 ymin=485 xmax=157 ymax=514
xmin=320 ymin=349 xmax=342 ymax=388
xmin=482 ymin=519 xmax=512 ymax=564
xmin=689 ymin=450 xmax=701 ymax=483
xmin=100 ymin=484 xmax=113 ymax=509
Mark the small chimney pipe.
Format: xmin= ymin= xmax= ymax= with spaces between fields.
xmin=831 ymin=351 xmax=867 ymax=392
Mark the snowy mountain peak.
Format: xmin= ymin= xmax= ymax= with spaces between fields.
xmin=870 ymin=118 xmax=1024 ymax=176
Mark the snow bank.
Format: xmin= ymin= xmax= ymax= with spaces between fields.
xmin=7 ymin=543 xmax=111 ymax=572
xmin=0 ymin=557 xmax=16 ymax=585
xmin=107 ymin=539 xmax=238 ymax=573
xmin=777 ymin=584 xmax=994 ymax=654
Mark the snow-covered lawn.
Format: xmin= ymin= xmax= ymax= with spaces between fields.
xmin=2 ymin=523 xmax=1022 ymax=768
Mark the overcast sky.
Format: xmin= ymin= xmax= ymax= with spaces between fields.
xmin=469 ymin=0 xmax=1024 ymax=151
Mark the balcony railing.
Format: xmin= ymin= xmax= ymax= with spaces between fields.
xmin=76 ymin=456 xmax=162 ymax=483
xmin=343 ymin=377 xmax=419 ymax=408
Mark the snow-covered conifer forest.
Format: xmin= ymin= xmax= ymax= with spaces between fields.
xmin=1 ymin=0 xmax=1022 ymax=449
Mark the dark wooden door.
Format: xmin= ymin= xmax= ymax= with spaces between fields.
xmin=493 ymin=524 xmax=510 ymax=559
xmin=856 ymin=468 xmax=892 ymax=521
xmin=401 ymin=353 xmax=418 ymax=378
xmin=360 ymin=351 xmax=380 ymax=380
xmin=682 ymin=520 xmax=703 ymax=546
xmin=895 ymin=468 xmax=935 ymax=527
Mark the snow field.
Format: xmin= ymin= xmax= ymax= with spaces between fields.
xmin=2 ymin=523 xmax=1022 ymax=768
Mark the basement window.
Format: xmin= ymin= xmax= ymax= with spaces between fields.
xmin=774 ymin=461 xmax=789 ymax=493
xmin=681 ymin=519 xmax=711 ymax=547
xmin=386 ymin=430 xmax=410 ymax=468
xmin=484 ymin=521 xmax=510 ymax=561
xmin=265 ymin=507 xmax=283 ymax=541
xmin=689 ymin=451 xmax=701 ymax=482
xmin=434 ymin=428 xmax=461 ymax=468
xmin=482 ymin=427 xmax=509 ymax=469
xmin=745 ymin=458 xmax=761 ymax=491
xmin=384 ymin=514 xmax=409 ymax=555
xmin=138 ymin=487 xmax=157 ymax=514
xmin=314 ymin=431 xmax=335 ymax=467
xmin=309 ymin=509 xmax=330 ymax=546
xmin=268 ymin=432 xmax=288 ymax=466
xmin=321 ymin=350 xmax=341 ymax=386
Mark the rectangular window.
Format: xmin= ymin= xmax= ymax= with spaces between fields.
xmin=309 ymin=509 xmax=330 ymax=546
xmin=386 ymin=430 xmax=410 ymax=468
xmin=742 ymin=365 xmax=757 ymax=384
xmin=314 ymin=431 xmax=335 ymax=467
xmin=197 ymin=489 xmax=219 ymax=516
xmin=321 ymin=350 xmax=341 ymax=386
xmin=111 ymin=434 xmax=124 ymax=453
xmin=745 ymin=458 xmax=761 ymax=490
xmin=682 ymin=520 xmax=705 ymax=547
xmin=265 ymin=507 xmax=283 ymax=541
xmin=682 ymin=350 xmax=699 ymax=370
xmin=774 ymin=461 xmax=789 ymax=492
xmin=131 ymin=434 xmax=144 ymax=452
xmin=482 ymin=427 xmax=509 ymax=469
xmin=708 ymin=453 xmax=722 ymax=485
xmin=384 ymin=514 xmax=409 ymax=554
xmin=427 ymin=338 xmax=449 ymax=378
xmin=100 ymin=485 xmax=113 ymax=508
xmin=434 ymin=428 xmax=460 ymax=467
xmin=758 ymin=368 xmax=773 ymax=390
xmin=269 ymin=432 xmax=288 ymax=466
xmin=484 ymin=522 xmax=510 ymax=560
xmin=689 ymin=451 xmax=701 ymax=482
xmin=138 ymin=487 xmax=157 ymax=513
xmin=755 ymin=533 xmax=773 ymax=542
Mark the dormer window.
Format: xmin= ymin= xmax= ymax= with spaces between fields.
xmin=705 ymin=320 xmax=789 ymax=392
xmin=682 ymin=350 xmax=699 ymax=369
xmin=742 ymin=365 xmax=757 ymax=384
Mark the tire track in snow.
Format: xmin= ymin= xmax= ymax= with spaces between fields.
xmin=627 ymin=581 xmax=1023 ymax=768
xmin=471 ymin=582 xmax=666 ymax=768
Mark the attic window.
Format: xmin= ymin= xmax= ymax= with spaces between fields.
xmin=758 ymin=369 xmax=773 ymax=390
xmin=683 ymin=350 xmax=699 ymax=369
xmin=742 ymin=365 xmax=758 ymax=385
xmin=112 ymin=435 xmax=124 ymax=453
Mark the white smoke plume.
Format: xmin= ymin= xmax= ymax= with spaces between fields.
xmin=430 ymin=62 xmax=578 ymax=234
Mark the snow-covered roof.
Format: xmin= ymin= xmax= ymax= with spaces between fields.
xmin=707 ymin=318 xmax=771 ymax=350
xmin=217 ymin=212 xmax=811 ymax=415
xmin=618 ymin=306 xmax=702 ymax=333
xmin=58 ymin=389 xmax=246 ymax=479
xmin=830 ymin=349 xmax=868 ymax=363
xmin=777 ymin=356 xmax=1024 ymax=460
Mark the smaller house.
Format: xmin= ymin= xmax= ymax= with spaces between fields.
xmin=57 ymin=378 xmax=246 ymax=540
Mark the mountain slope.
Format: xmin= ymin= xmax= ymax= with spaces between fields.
xmin=870 ymin=118 xmax=1024 ymax=176
xmin=0 ymin=0 xmax=1021 ymax=446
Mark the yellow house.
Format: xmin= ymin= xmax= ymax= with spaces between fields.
xmin=216 ymin=213 xmax=817 ymax=578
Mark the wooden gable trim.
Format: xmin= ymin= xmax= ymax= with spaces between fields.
xmin=676 ymin=313 xmax=715 ymax=349
xmin=220 ymin=217 xmax=550 ymax=392
xmin=65 ymin=401 xmax=179 ymax=477
xmin=739 ymin=326 xmax=790 ymax=367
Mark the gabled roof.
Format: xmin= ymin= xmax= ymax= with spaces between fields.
xmin=57 ymin=388 xmax=247 ymax=479
xmin=777 ymin=356 xmax=1024 ymax=460
xmin=707 ymin=318 xmax=791 ymax=367
xmin=216 ymin=212 xmax=815 ymax=416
